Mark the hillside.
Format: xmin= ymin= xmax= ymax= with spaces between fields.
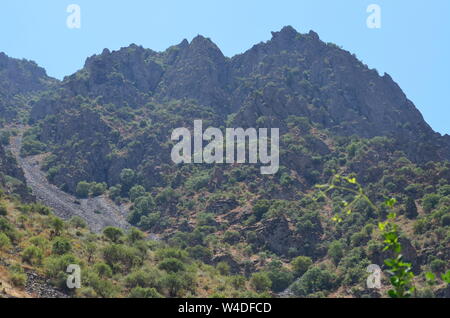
xmin=0 ymin=26 xmax=449 ymax=298
xmin=0 ymin=53 xmax=57 ymax=124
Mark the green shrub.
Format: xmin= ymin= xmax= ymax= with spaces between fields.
xmin=129 ymin=287 xmax=163 ymax=298
xmin=252 ymin=200 xmax=271 ymax=220
xmin=125 ymin=268 xmax=161 ymax=289
xmin=405 ymin=197 xmax=418 ymax=219
xmin=76 ymin=181 xmax=90 ymax=198
xmin=103 ymin=227 xmax=124 ymax=243
xmin=0 ymin=232 xmax=11 ymax=251
xmin=158 ymin=258 xmax=185 ymax=273
xmin=229 ymin=275 xmax=247 ymax=290
xmin=94 ymin=262 xmax=113 ymax=278
xmin=155 ymin=187 xmax=178 ymax=205
xmin=120 ymin=169 xmax=136 ymax=191
xmin=267 ymin=269 xmax=294 ymax=292
xmin=186 ymin=245 xmax=212 ymax=263
xmin=291 ymin=267 xmax=337 ymax=296
xmin=52 ymin=237 xmax=72 ymax=255
xmin=69 ymin=216 xmax=87 ymax=229
xmin=129 ymin=185 xmax=146 ymax=202
xmin=216 ymin=262 xmax=230 ymax=275
xmin=185 ymin=172 xmax=210 ymax=191
xmin=422 ymin=194 xmax=441 ymax=213
xmin=31 ymin=203 xmax=52 ymax=215
xmin=0 ymin=203 xmax=7 ymax=216
xmin=328 ymin=241 xmax=344 ymax=265
xmin=21 ymin=246 xmax=43 ymax=265
xmin=291 ymin=256 xmax=313 ymax=277
xmin=223 ymin=231 xmax=240 ymax=244
xmin=83 ymin=270 xmax=118 ymax=297
xmin=102 ymin=244 xmax=141 ymax=273
xmin=50 ymin=217 xmax=64 ymax=236
xmin=430 ymin=259 xmax=446 ymax=274
xmin=10 ymin=272 xmax=27 ymax=288
xmin=90 ymin=182 xmax=107 ymax=197
xmin=160 ymin=272 xmax=195 ymax=297
xmin=250 ymin=272 xmax=272 ymax=292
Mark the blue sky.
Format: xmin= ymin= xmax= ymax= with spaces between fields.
xmin=1 ymin=0 xmax=449 ymax=134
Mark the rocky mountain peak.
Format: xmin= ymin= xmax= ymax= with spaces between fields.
xmin=271 ymin=25 xmax=298 ymax=40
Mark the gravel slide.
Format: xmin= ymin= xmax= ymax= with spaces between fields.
xmin=8 ymin=132 xmax=131 ymax=233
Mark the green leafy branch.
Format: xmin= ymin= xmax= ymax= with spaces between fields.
xmin=316 ymin=175 xmax=416 ymax=297
xmin=378 ymin=199 xmax=415 ymax=298
xmin=315 ymin=174 xmax=377 ymax=223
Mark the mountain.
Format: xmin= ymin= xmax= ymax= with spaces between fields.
xmin=0 ymin=52 xmax=57 ymax=123
xmin=1 ymin=27 xmax=449 ymax=298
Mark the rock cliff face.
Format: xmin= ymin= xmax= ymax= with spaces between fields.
xmin=30 ymin=26 xmax=450 ymax=169
xmin=0 ymin=142 xmax=33 ymax=201
xmin=0 ymin=52 xmax=56 ymax=122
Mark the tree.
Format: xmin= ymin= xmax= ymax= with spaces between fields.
xmin=422 ymin=193 xmax=440 ymax=213
xmin=50 ymin=217 xmax=64 ymax=237
xmin=328 ymin=241 xmax=344 ymax=265
xmin=85 ymin=242 xmax=97 ymax=263
xmin=158 ymin=258 xmax=185 ymax=273
xmin=291 ymin=256 xmax=313 ymax=277
xmin=76 ymin=181 xmax=90 ymax=198
xmin=291 ymin=267 xmax=337 ymax=296
xmin=90 ymin=182 xmax=107 ymax=197
xmin=102 ymin=244 xmax=140 ymax=273
xmin=405 ymin=197 xmax=418 ymax=219
xmin=250 ymin=272 xmax=272 ymax=292
xmin=120 ymin=169 xmax=136 ymax=192
xmin=109 ymin=185 xmax=122 ymax=201
xmin=70 ymin=216 xmax=87 ymax=229
xmin=252 ymin=200 xmax=271 ymax=220
xmin=129 ymin=185 xmax=146 ymax=202
xmin=128 ymin=195 xmax=156 ymax=225
xmin=94 ymin=262 xmax=113 ymax=278
xmin=52 ymin=237 xmax=72 ymax=255
xmin=127 ymin=228 xmax=145 ymax=243
xmin=267 ymin=269 xmax=294 ymax=292
xmin=103 ymin=227 xmax=124 ymax=243
xmin=161 ymin=273 xmax=184 ymax=297
xmin=124 ymin=268 xmax=161 ymax=289
xmin=22 ymin=246 xmax=43 ymax=265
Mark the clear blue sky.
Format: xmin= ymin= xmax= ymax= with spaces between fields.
xmin=1 ymin=0 xmax=449 ymax=134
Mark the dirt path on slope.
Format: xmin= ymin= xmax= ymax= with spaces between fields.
xmin=8 ymin=132 xmax=131 ymax=233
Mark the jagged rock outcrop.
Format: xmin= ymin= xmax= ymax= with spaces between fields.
xmin=0 ymin=52 xmax=56 ymax=122
xmin=0 ymin=143 xmax=33 ymax=201
xmin=23 ymin=26 xmax=450 ymax=193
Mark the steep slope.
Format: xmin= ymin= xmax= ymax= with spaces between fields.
xmin=0 ymin=53 xmax=56 ymax=123
xmin=30 ymin=26 xmax=450 ymax=168
xmin=228 ymin=26 xmax=450 ymax=163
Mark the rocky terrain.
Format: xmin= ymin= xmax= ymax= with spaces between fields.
xmin=8 ymin=129 xmax=130 ymax=233
xmin=0 ymin=52 xmax=56 ymax=122
xmin=0 ymin=26 xmax=449 ymax=298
